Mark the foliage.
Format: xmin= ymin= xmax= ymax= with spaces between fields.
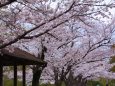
xmin=110 ymin=66 xmax=115 ymax=72
xmin=108 ymin=79 xmax=115 ymax=86
xmin=99 ymin=78 xmax=107 ymax=86
xmin=110 ymin=56 xmax=115 ymax=64
xmin=87 ymin=80 xmax=103 ymax=86
xmin=87 ymin=78 xmax=115 ymax=86
xmin=39 ymin=79 xmax=115 ymax=86
xmin=109 ymin=54 xmax=115 ymax=72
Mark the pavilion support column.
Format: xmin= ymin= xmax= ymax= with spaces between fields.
xmin=0 ymin=65 xmax=3 ymax=86
xmin=14 ymin=65 xmax=17 ymax=86
xmin=22 ymin=65 xmax=26 ymax=86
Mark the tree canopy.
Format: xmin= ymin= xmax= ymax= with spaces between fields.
xmin=0 ymin=0 xmax=115 ymax=86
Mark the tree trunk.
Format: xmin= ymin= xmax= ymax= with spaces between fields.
xmin=32 ymin=65 xmax=45 ymax=86
xmin=32 ymin=43 xmax=47 ymax=86
xmin=32 ymin=68 xmax=42 ymax=86
xmin=64 ymin=74 xmax=87 ymax=86
xmin=55 ymin=80 xmax=62 ymax=86
xmin=53 ymin=67 xmax=63 ymax=86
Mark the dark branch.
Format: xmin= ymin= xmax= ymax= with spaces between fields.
xmin=0 ymin=1 xmax=75 ymax=49
xmin=0 ymin=0 xmax=17 ymax=8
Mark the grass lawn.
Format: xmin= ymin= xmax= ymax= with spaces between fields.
xmin=3 ymin=76 xmax=22 ymax=86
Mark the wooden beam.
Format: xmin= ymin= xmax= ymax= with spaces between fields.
xmin=14 ymin=65 xmax=17 ymax=86
xmin=22 ymin=65 xmax=26 ymax=86
xmin=0 ymin=65 xmax=3 ymax=86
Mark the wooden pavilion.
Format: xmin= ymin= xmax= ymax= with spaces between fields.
xmin=0 ymin=48 xmax=47 ymax=86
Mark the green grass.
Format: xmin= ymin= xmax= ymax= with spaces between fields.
xmin=3 ymin=76 xmax=23 ymax=86
xmin=87 ymin=80 xmax=103 ymax=86
xmin=39 ymin=79 xmax=115 ymax=86
xmin=87 ymin=78 xmax=115 ymax=86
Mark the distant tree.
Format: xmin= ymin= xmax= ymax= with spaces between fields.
xmin=109 ymin=45 xmax=115 ymax=72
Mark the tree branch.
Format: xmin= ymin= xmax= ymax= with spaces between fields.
xmin=0 ymin=1 xmax=75 ymax=49
xmin=0 ymin=0 xmax=17 ymax=8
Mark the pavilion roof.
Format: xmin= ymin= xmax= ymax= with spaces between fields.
xmin=0 ymin=48 xmax=47 ymax=66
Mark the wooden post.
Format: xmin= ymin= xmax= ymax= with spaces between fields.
xmin=0 ymin=65 xmax=3 ymax=86
xmin=14 ymin=65 xmax=17 ymax=86
xmin=22 ymin=65 xmax=26 ymax=86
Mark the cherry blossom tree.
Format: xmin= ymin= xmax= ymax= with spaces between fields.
xmin=39 ymin=18 xmax=115 ymax=86
xmin=0 ymin=0 xmax=115 ymax=86
xmin=0 ymin=0 xmax=115 ymax=49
